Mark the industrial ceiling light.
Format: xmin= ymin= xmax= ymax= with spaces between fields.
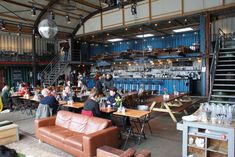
xmin=136 ymin=34 xmax=154 ymax=38
xmin=0 ymin=20 xmax=6 ymax=30
xmin=17 ymin=24 xmax=22 ymax=36
xmin=17 ymin=24 xmax=22 ymax=31
xmin=173 ymin=27 xmax=193 ymax=33
xmin=107 ymin=38 xmax=123 ymax=42
xmin=31 ymin=6 xmax=36 ymax=16
xmin=50 ymin=11 xmax=55 ymax=20
xmin=131 ymin=0 xmax=137 ymax=15
xmin=66 ymin=15 xmax=71 ymax=24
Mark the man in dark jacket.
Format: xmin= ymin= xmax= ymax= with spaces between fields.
xmin=104 ymin=74 xmax=114 ymax=91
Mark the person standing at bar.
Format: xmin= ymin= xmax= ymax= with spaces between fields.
xmin=104 ymin=74 xmax=114 ymax=91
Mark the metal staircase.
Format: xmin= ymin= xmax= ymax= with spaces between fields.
xmin=41 ymin=56 xmax=69 ymax=86
xmin=209 ymin=29 xmax=235 ymax=104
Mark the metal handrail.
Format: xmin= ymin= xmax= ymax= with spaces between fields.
xmin=208 ymin=29 xmax=224 ymax=102
xmin=41 ymin=55 xmax=60 ymax=75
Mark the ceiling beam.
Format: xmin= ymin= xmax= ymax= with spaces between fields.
xmin=2 ymin=0 xmax=43 ymax=10
xmin=34 ymin=0 xmax=57 ymax=27
xmin=72 ymin=0 xmax=100 ymax=9
xmin=143 ymin=24 xmax=168 ymax=35
xmin=0 ymin=12 xmax=34 ymax=22
xmin=72 ymin=0 xmax=144 ymax=36
xmin=56 ymin=3 xmax=91 ymax=14
xmin=0 ymin=9 xmax=31 ymax=14
xmin=28 ymin=1 xmax=90 ymax=17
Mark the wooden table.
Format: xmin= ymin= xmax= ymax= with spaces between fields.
xmin=149 ymin=93 xmax=198 ymax=123
xmin=113 ymin=109 xmax=150 ymax=149
xmin=62 ymin=102 xmax=84 ymax=109
xmin=100 ymin=107 xmax=116 ymax=113
xmin=113 ymin=109 xmax=150 ymax=118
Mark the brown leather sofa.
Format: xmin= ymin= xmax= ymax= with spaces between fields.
xmin=35 ymin=111 xmax=120 ymax=157
xmin=97 ymin=146 xmax=151 ymax=157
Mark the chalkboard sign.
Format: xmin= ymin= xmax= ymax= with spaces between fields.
xmin=12 ymin=70 xmax=22 ymax=82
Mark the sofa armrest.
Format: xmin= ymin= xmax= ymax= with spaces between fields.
xmin=34 ymin=116 xmax=56 ymax=138
xmin=135 ymin=149 xmax=151 ymax=157
xmin=97 ymin=146 xmax=124 ymax=157
xmin=83 ymin=126 xmax=120 ymax=157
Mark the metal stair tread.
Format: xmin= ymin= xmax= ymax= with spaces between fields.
xmin=209 ymin=100 xmax=235 ymax=104
xmin=215 ymin=74 xmax=235 ymax=76
xmin=214 ymin=79 xmax=235 ymax=81
xmin=212 ymin=89 xmax=235 ymax=92
xmin=218 ymin=56 xmax=235 ymax=58
xmin=218 ymin=60 xmax=235 ymax=62
xmin=220 ymin=48 xmax=235 ymax=51
xmin=219 ymin=51 xmax=235 ymax=54
xmin=211 ymin=95 xmax=235 ymax=98
xmin=216 ymin=69 xmax=235 ymax=71
xmin=214 ymin=84 xmax=235 ymax=86
xmin=217 ymin=64 xmax=235 ymax=66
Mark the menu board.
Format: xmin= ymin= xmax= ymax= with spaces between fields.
xmin=12 ymin=70 xmax=23 ymax=82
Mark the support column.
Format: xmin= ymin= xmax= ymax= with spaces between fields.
xmin=205 ymin=13 xmax=211 ymax=97
xmin=200 ymin=14 xmax=206 ymax=96
xmin=32 ymin=34 xmax=36 ymax=86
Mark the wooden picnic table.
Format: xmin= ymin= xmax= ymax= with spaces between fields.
xmin=148 ymin=93 xmax=199 ymax=123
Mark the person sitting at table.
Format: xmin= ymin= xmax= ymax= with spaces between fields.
xmin=62 ymin=86 xmax=71 ymax=101
xmin=39 ymin=88 xmax=59 ymax=115
xmin=80 ymin=80 xmax=88 ymax=94
xmin=107 ymin=87 xmax=121 ymax=107
xmin=17 ymin=82 xmax=29 ymax=96
xmin=1 ymin=83 xmax=11 ymax=109
xmin=83 ymin=88 xmax=102 ymax=117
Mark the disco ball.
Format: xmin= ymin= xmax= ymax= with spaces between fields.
xmin=38 ymin=19 xmax=58 ymax=39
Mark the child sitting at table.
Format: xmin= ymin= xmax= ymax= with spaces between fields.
xmin=106 ymin=87 xmax=121 ymax=107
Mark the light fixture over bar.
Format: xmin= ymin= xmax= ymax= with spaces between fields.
xmin=136 ymin=34 xmax=154 ymax=38
xmin=173 ymin=27 xmax=193 ymax=33
xmin=107 ymin=38 xmax=123 ymax=42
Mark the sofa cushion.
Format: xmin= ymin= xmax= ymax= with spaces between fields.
xmin=84 ymin=117 xmax=109 ymax=134
xmin=39 ymin=126 xmax=65 ymax=136
xmin=64 ymin=134 xmax=84 ymax=151
xmin=50 ymin=129 xmax=74 ymax=142
xmin=55 ymin=111 xmax=73 ymax=129
xmin=68 ymin=114 xmax=90 ymax=133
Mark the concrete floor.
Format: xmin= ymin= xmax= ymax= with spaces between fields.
xmin=0 ymin=110 xmax=188 ymax=157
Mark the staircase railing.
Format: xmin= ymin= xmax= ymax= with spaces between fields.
xmin=208 ymin=29 xmax=225 ymax=101
xmin=41 ymin=55 xmax=60 ymax=77
xmin=41 ymin=55 xmax=69 ymax=86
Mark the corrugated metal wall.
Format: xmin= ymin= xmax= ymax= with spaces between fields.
xmin=3 ymin=66 xmax=33 ymax=86
xmin=81 ymin=31 xmax=199 ymax=56
xmin=211 ymin=16 xmax=235 ymax=40
xmin=0 ymin=32 xmax=57 ymax=55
